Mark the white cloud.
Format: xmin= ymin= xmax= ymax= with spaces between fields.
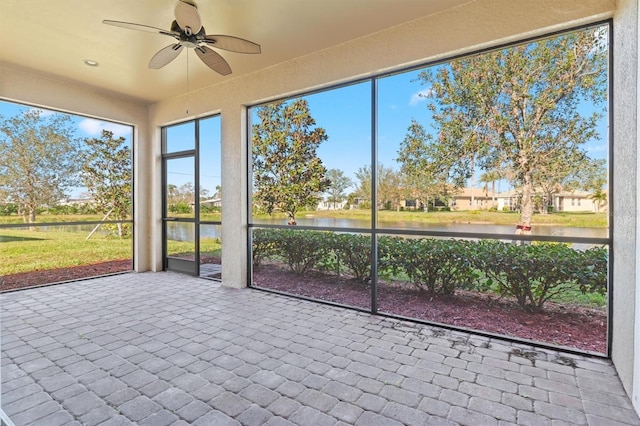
xmin=409 ymin=88 xmax=433 ymax=106
xmin=78 ymin=118 xmax=131 ymax=138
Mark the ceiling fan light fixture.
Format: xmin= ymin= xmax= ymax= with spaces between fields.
xmin=83 ymin=59 xmax=99 ymax=67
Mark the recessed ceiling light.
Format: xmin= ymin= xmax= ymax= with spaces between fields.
xmin=83 ymin=59 xmax=99 ymax=67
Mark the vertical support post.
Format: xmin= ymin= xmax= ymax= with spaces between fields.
xmin=371 ymin=78 xmax=378 ymax=314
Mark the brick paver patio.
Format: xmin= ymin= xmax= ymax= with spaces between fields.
xmin=1 ymin=272 xmax=639 ymax=425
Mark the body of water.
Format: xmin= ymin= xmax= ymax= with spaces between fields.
xmin=251 ymin=217 xmax=608 ymax=239
xmin=14 ymin=219 xmax=605 ymax=243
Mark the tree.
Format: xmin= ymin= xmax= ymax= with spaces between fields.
xmin=0 ymin=109 xmax=80 ymax=224
xmin=590 ymin=189 xmax=607 ymax=213
xmin=178 ymin=182 xmax=195 ymax=204
xmin=325 ymin=169 xmax=353 ymax=209
xmin=396 ymin=119 xmax=451 ymax=211
xmin=82 ymin=130 xmax=131 ymax=237
xmin=252 ymin=99 xmax=330 ymax=223
xmin=167 ymin=184 xmax=179 ymax=204
xmin=419 ymin=26 xmax=607 ymax=233
xmin=213 ymin=185 xmax=222 ymax=199
xmin=479 ymin=170 xmax=503 ymax=209
xmin=354 ymin=163 xmax=404 ymax=211
xmin=354 ymin=165 xmax=373 ymax=206
xmin=378 ymin=165 xmax=403 ymax=211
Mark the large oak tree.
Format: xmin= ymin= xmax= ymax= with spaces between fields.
xmin=0 ymin=109 xmax=80 ymax=224
xmin=418 ymin=26 xmax=607 ymax=232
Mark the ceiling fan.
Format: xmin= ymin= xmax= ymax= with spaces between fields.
xmin=103 ymin=0 xmax=261 ymax=76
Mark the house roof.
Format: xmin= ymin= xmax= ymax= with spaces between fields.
xmin=0 ymin=0 xmax=471 ymax=104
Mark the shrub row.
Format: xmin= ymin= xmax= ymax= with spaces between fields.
xmin=251 ymin=229 xmax=607 ymax=312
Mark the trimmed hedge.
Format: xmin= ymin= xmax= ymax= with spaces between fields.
xmin=379 ymin=236 xmax=476 ymax=296
xmin=251 ymin=228 xmax=607 ymax=312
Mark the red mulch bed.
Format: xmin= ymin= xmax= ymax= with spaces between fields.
xmin=253 ymin=263 xmax=607 ymax=354
xmin=1 ymin=260 xmax=132 ymax=292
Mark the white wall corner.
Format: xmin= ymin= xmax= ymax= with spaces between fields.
xmin=632 ymin=0 xmax=640 ymax=413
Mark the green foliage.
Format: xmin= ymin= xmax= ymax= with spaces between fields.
xmin=333 ymin=233 xmax=371 ymax=281
xmin=82 ymin=130 xmax=132 ymax=237
xmin=47 ymin=204 xmax=80 ymax=215
xmin=200 ymin=205 xmax=221 ymax=214
xmin=470 ymin=241 xmax=606 ymax=312
xmin=325 ymin=169 xmax=353 ymax=208
xmin=168 ymin=202 xmax=192 ymax=214
xmin=0 ymin=109 xmax=81 ymax=223
xmin=396 ymin=119 xmax=456 ymax=208
xmin=252 ymin=228 xmax=608 ymax=311
xmin=252 ymin=99 xmax=330 ymax=222
xmin=252 ymin=228 xmax=283 ymax=270
xmin=577 ymin=246 xmax=608 ymax=295
xmin=380 ymin=237 xmax=476 ymax=295
xmin=354 ymin=163 xmax=403 ymax=211
xmin=274 ymin=229 xmax=328 ymax=275
xmin=0 ymin=203 xmax=18 ymax=216
xmin=417 ymin=26 xmax=608 ymax=228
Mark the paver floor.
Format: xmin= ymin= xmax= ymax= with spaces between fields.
xmin=1 ymin=272 xmax=639 ymax=426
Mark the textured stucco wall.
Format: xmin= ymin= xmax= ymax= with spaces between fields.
xmin=613 ymin=0 xmax=639 ymax=400
xmin=0 ymin=65 xmax=153 ymax=272
xmin=618 ymin=0 xmax=640 ymax=410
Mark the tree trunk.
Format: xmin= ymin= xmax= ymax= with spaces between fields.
xmin=539 ymin=194 xmax=548 ymax=215
xmin=491 ymin=181 xmax=496 ymax=208
xmin=28 ymin=206 xmax=36 ymax=231
xmin=515 ymin=175 xmax=533 ymax=241
xmin=470 ymin=156 xmax=476 ymax=209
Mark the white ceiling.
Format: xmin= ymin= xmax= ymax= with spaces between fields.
xmin=0 ymin=0 xmax=471 ymax=104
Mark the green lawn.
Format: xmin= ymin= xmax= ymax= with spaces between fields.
xmin=0 ymin=228 xmax=132 ymax=275
xmin=167 ymin=237 xmax=222 ymax=259
xmin=256 ymin=209 xmax=608 ymax=228
xmin=0 ymin=214 xmax=125 ymax=225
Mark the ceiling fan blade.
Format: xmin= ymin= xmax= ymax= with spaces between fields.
xmin=175 ymin=0 xmax=202 ymax=35
xmin=149 ymin=44 xmax=184 ymax=69
xmin=203 ymin=35 xmax=261 ymax=54
xmin=195 ymin=46 xmax=232 ymax=75
xmin=102 ymin=20 xmax=177 ymax=37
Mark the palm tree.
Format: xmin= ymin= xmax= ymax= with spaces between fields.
xmin=589 ymin=189 xmax=607 ymax=213
xmin=479 ymin=170 xmax=503 ymax=208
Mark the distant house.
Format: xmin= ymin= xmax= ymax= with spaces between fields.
xmin=495 ymin=190 xmax=519 ymax=211
xmin=317 ymin=200 xmax=347 ymax=210
xmin=493 ymin=189 xmax=607 ymax=213
xmin=200 ymin=198 xmax=222 ymax=208
xmin=59 ymin=197 xmax=94 ymax=206
xmin=450 ymin=187 xmax=496 ymax=211
xmin=553 ymin=190 xmax=608 ymax=213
